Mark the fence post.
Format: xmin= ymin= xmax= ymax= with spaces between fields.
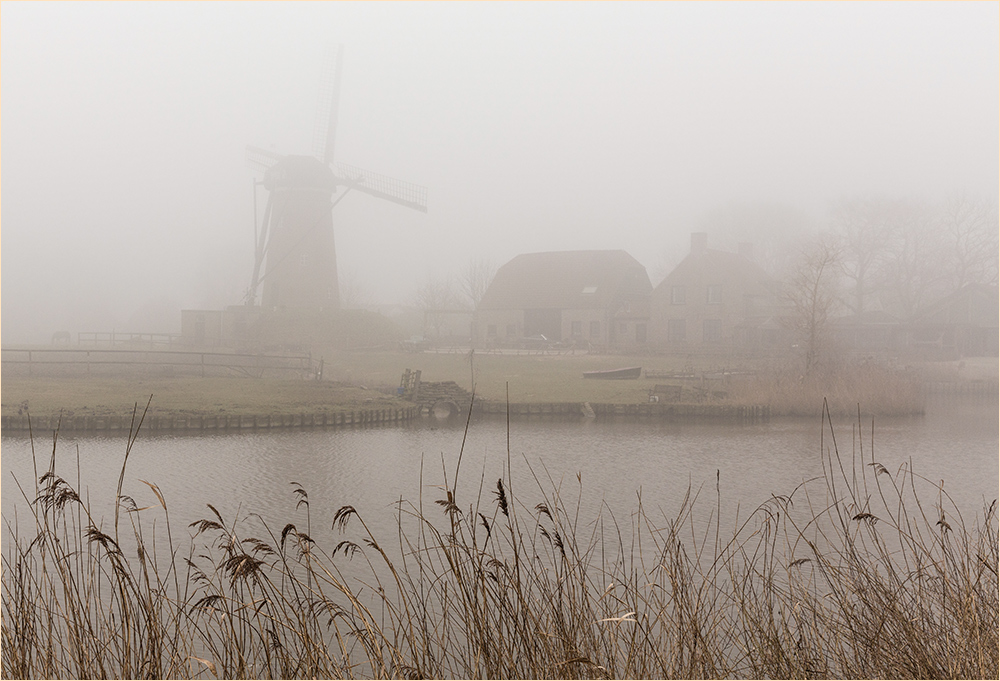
xmin=201 ymin=353 xmax=205 ymax=378
xmin=28 ymin=350 xmax=32 ymax=376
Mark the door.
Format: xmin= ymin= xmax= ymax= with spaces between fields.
xmin=523 ymin=309 xmax=562 ymax=340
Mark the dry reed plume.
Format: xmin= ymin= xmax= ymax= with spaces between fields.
xmin=2 ymin=400 xmax=996 ymax=679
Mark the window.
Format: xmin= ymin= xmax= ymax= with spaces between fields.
xmin=706 ymin=285 xmax=722 ymax=304
xmin=506 ymin=324 xmax=516 ymax=337
xmin=571 ymin=321 xmax=582 ymax=336
xmin=667 ymin=318 xmax=686 ymax=342
xmin=704 ymin=319 xmax=723 ymax=343
xmin=300 ymin=254 xmax=310 ymax=267
xmin=635 ymin=323 xmax=647 ymax=343
xmin=589 ymin=321 xmax=601 ymax=338
xmin=619 ymin=323 xmax=628 ymax=334
xmin=671 ymin=286 xmax=686 ymax=305
xmin=487 ymin=324 xmax=497 ymax=337
xmin=581 ymin=286 xmax=598 ymax=295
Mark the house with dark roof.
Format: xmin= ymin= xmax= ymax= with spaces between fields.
xmin=905 ymin=283 xmax=999 ymax=358
xmin=649 ymin=233 xmax=786 ymax=354
xmin=474 ymin=250 xmax=652 ymax=351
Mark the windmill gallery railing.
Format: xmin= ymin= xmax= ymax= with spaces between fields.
xmin=1 ymin=347 xmax=318 ymax=379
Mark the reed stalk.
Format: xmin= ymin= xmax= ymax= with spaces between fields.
xmin=2 ymin=403 xmax=996 ymax=679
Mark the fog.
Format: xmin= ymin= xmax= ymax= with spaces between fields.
xmin=3 ymin=1 xmax=997 ymax=343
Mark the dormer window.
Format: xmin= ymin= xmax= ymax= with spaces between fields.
xmin=707 ymin=285 xmax=722 ymax=304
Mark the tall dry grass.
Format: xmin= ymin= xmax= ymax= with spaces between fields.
xmin=726 ymin=364 xmax=925 ymax=416
xmin=2 ymin=400 xmax=996 ymax=679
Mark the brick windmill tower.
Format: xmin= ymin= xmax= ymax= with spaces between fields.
xmin=245 ymin=46 xmax=427 ymax=313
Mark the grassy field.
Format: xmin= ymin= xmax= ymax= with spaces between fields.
xmin=0 ymin=351 xmax=703 ymax=421
xmin=328 ymin=350 xmax=966 ymax=415
xmin=0 ymin=374 xmax=404 ymax=420
xmin=2 ymin=348 xmax=963 ymax=421
xmin=321 ymin=349 xmax=697 ymax=403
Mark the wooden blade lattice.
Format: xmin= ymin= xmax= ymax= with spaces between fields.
xmin=333 ymin=162 xmax=428 ymax=213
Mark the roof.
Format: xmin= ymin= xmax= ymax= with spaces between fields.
xmin=478 ymin=250 xmax=652 ymax=310
xmin=654 ymin=248 xmax=773 ymax=291
xmin=910 ymin=283 xmax=1000 ymax=327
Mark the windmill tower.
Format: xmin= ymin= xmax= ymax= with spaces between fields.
xmin=245 ymin=46 xmax=427 ymax=312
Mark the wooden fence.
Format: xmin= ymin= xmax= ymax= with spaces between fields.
xmin=76 ymin=331 xmax=182 ymax=348
xmin=1 ymin=347 xmax=317 ymax=379
xmin=2 ymin=407 xmax=418 ymax=433
xmin=923 ymin=379 xmax=999 ymax=397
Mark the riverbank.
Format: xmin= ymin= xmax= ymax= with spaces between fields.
xmin=0 ymin=375 xmax=413 ymax=432
xmin=319 ymin=349 xmax=969 ymax=415
xmin=3 ymin=352 xmax=988 ymax=431
xmin=0 ymin=406 xmax=418 ymax=433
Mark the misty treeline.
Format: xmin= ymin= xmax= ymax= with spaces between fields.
xmin=825 ymin=194 xmax=998 ymax=317
xmin=752 ymin=193 xmax=997 ymax=373
xmin=701 ymin=193 xmax=997 ymax=316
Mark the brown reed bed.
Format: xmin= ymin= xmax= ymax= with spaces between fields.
xmin=2 ymin=400 xmax=996 ymax=679
xmin=725 ymin=364 xmax=926 ymax=416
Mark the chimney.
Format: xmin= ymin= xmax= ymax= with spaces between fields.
xmin=738 ymin=242 xmax=754 ymax=260
xmin=690 ymin=232 xmax=708 ymax=254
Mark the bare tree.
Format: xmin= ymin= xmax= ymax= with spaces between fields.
xmin=879 ymin=195 xmax=998 ymax=317
xmin=829 ymin=196 xmax=904 ymax=319
xmin=783 ymin=235 xmax=843 ymax=375
xmin=457 ymin=256 xmax=497 ymax=309
xmin=879 ymin=203 xmax=947 ymax=318
xmin=414 ymin=276 xmax=461 ymax=339
xmin=830 ymin=194 xmax=997 ymax=320
xmin=938 ymin=194 xmax=999 ymax=290
xmin=339 ymin=268 xmax=375 ymax=309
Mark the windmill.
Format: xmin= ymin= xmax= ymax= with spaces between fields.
xmin=245 ymin=46 xmax=427 ymax=312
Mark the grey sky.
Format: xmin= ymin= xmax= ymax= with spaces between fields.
xmin=3 ymin=1 xmax=997 ymax=342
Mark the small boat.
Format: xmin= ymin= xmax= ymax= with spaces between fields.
xmin=582 ymin=366 xmax=642 ymax=380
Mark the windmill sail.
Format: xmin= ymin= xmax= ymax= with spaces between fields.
xmin=316 ymin=44 xmax=344 ymax=165
xmin=246 ymin=145 xmax=283 ymax=175
xmin=245 ymin=45 xmax=426 ymax=312
xmin=333 ymin=162 xmax=428 ymax=213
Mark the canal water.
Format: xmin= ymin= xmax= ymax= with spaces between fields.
xmin=2 ymin=394 xmax=997 ymax=555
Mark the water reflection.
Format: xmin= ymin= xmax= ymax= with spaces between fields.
xmin=3 ymin=395 xmax=996 ymax=554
